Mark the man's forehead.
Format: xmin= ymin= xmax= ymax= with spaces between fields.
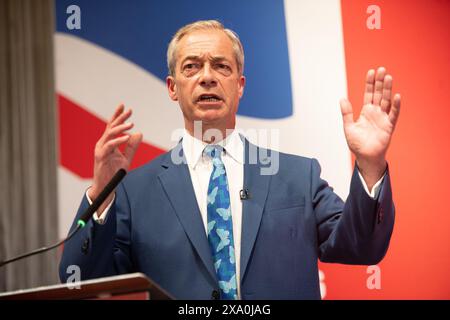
xmin=177 ymin=30 xmax=234 ymax=59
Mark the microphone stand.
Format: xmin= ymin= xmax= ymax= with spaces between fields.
xmin=0 ymin=169 xmax=127 ymax=268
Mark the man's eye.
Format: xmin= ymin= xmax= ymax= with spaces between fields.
xmin=217 ymin=64 xmax=231 ymax=70
xmin=182 ymin=63 xmax=200 ymax=76
xmin=184 ymin=63 xmax=198 ymax=70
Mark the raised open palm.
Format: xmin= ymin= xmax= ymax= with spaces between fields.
xmin=340 ymin=67 xmax=401 ymax=163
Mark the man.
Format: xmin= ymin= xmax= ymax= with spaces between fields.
xmin=59 ymin=20 xmax=401 ymax=300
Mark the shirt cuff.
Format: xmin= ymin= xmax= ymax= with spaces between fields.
xmin=357 ymin=170 xmax=385 ymax=199
xmin=85 ymin=187 xmax=115 ymax=225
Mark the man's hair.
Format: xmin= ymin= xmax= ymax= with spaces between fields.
xmin=167 ymin=20 xmax=245 ymax=77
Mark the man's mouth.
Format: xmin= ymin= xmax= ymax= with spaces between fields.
xmin=197 ymin=94 xmax=222 ymax=102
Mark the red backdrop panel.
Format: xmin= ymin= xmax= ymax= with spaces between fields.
xmin=319 ymin=0 xmax=450 ymax=299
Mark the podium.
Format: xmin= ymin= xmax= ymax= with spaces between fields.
xmin=0 ymin=273 xmax=173 ymax=300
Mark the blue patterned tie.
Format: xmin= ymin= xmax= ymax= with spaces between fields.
xmin=204 ymin=145 xmax=237 ymax=300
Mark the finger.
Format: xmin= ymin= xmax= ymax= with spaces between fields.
xmin=102 ymin=135 xmax=130 ymax=155
xmin=98 ymin=119 xmax=133 ymax=146
xmin=108 ymin=104 xmax=125 ymax=125
xmin=104 ymin=122 xmax=134 ymax=141
xmin=124 ymin=132 xmax=143 ymax=162
xmin=388 ymin=93 xmax=401 ymax=127
xmin=380 ymin=74 xmax=393 ymax=113
xmin=363 ymin=69 xmax=376 ymax=105
xmin=373 ymin=67 xmax=386 ymax=106
xmin=111 ymin=108 xmax=133 ymax=128
xmin=340 ymin=98 xmax=354 ymax=127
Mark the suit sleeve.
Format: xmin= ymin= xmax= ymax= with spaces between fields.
xmin=312 ymin=159 xmax=395 ymax=265
xmin=58 ymin=183 xmax=133 ymax=282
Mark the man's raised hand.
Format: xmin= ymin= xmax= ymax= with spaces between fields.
xmin=88 ymin=104 xmax=142 ymax=213
xmin=339 ymin=67 xmax=401 ymax=190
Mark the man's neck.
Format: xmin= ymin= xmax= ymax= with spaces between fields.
xmin=186 ymin=121 xmax=235 ymax=144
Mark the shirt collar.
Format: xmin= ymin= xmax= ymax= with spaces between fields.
xmin=182 ymin=128 xmax=244 ymax=168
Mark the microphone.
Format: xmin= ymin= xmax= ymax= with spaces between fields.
xmin=0 ymin=169 xmax=127 ymax=268
xmin=78 ymin=168 xmax=127 ymax=225
xmin=240 ymin=188 xmax=251 ymax=200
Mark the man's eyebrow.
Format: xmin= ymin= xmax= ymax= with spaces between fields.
xmin=181 ymin=55 xmax=201 ymax=64
xmin=180 ymin=55 xmax=231 ymax=65
xmin=209 ymin=56 xmax=230 ymax=63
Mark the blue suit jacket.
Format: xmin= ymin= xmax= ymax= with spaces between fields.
xmin=59 ymin=139 xmax=394 ymax=299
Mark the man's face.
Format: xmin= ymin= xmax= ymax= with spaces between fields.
xmin=167 ymin=29 xmax=245 ymax=133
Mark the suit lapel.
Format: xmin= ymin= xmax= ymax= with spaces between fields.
xmin=157 ymin=144 xmax=217 ymax=283
xmin=240 ymin=139 xmax=272 ymax=283
xmin=156 ymin=139 xmax=273 ymax=286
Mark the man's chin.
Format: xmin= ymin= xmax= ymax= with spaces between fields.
xmin=196 ymin=110 xmax=227 ymax=123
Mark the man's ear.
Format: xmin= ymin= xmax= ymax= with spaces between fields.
xmin=166 ymin=76 xmax=178 ymax=101
xmin=238 ymin=75 xmax=246 ymax=99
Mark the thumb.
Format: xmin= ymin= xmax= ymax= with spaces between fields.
xmin=339 ymin=98 xmax=354 ymax=127
xmin=124 ymin=132 xmax=143 ymax=162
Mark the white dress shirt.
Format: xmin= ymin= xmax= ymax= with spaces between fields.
xmin=88 ymin=129 xmax=384 ymax=299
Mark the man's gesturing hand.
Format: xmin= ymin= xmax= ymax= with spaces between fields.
xmin=88 ymin=104 xmax=143 ymax=215
xmin=340 ymin=67 xmax=401 ymax=191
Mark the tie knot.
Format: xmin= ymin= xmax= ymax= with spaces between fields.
xmin=204 ymin=145 xmax=223 ymax=161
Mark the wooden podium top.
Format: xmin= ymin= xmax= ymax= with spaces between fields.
xmin=0 ymin=273 xmax=174 ymax=300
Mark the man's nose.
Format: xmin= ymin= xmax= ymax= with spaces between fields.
xmin=199 ymin=64 xmax=217 ymax=87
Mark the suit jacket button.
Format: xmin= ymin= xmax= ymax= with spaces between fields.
xmin=81 ymin=238 xmax=89 ymax=254
xmin=211 ymin=289 xmax=220 ymax=300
